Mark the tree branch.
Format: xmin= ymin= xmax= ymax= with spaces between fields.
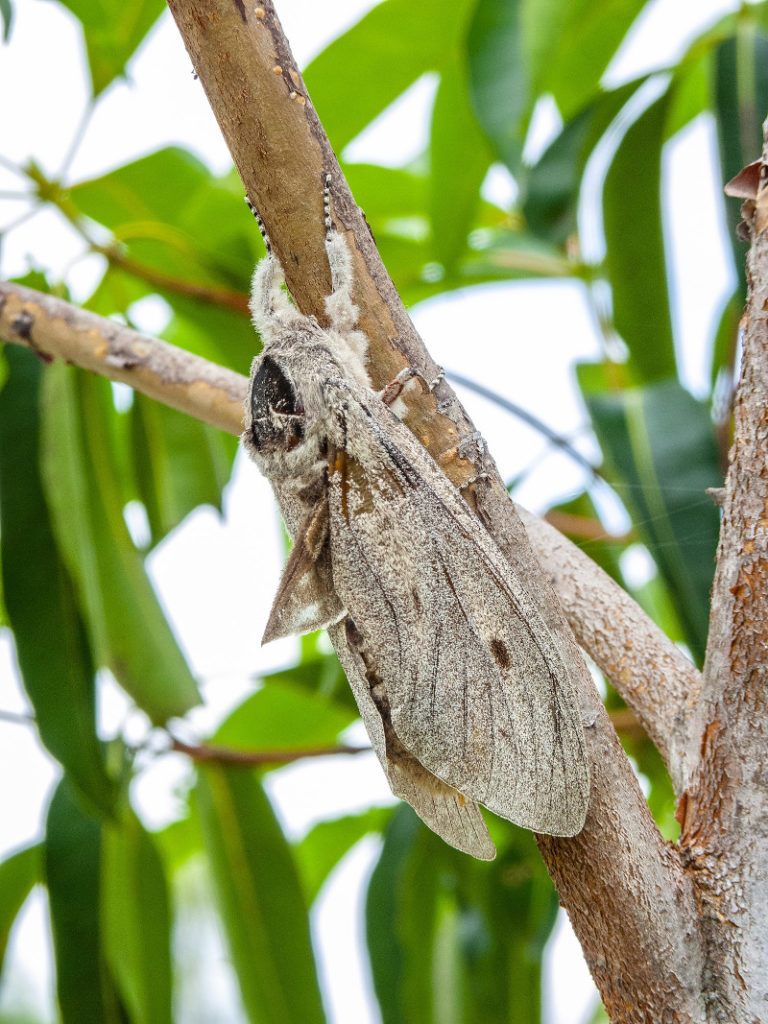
xmin=0 ymin=282 xmax=244 ymax=434
xmin=678 ymin=133 xmax=768 ymax=1018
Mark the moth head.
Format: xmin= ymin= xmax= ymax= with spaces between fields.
xmin=246 ymin=354 xmax=307 ymax=460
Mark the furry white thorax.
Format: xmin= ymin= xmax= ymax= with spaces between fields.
xmin=249 ymin=231 xmax=370 ymax=389
xmin=245 ymin=231 xmax=374 ymax=481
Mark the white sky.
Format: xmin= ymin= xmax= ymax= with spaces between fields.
xmin=0 ymin=0 xmax=745 ymax=1021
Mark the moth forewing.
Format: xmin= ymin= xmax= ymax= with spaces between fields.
xmin=321 ymin=380 xmax=590 ymax=838
xmin=243 ymin=209 xmax=590 ymax=859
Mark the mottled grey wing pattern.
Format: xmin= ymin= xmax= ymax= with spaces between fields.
xmin=327 ymin=617 xmax=496 ymax=860
xmin=323 ymin=380 xmax=590 ymax=838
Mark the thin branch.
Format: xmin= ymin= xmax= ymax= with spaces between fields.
xmin=170 ymin=735 xmax=369 ymax=765
xmin=0 ymin=708 xmax=35 ymax=726
xmin=93 ymin=242 xmax=250 ymax=314
xmin=446 ymin=369 xmax=602 ymax=481
xmin=58 ymin=101 xmax=94 ymax=180
xmin=0 ymin=281 xmax=245 ymax=434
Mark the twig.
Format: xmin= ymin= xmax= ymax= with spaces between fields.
xmin=170 ymin=735 xmax=369 ymax=765
xmin=0 ymin=708 xmax=35 ymax=726
xmin=0 ymin=281 xmax=246 ymax=433
xmin=447 ymin=369 xmax=602 ymax=481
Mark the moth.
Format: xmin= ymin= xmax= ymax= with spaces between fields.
xmin=242 ymin=178 xmax=589 ymax=859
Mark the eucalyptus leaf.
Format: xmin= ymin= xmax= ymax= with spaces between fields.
xmin=41 ymin=363 xmax=201 ymax=723
xmin=0 ymin=0 xmax=12 ymax=42
xmin=58 ymin=0 xmax=164 ymax=95
xmin=522 ymin=0 xmax=646 ymax=119
xmin=195 ymin=764 xmax=325 ymax=1024
xmin=0 ymin=844 xmax=42 ymax=981
xmin=102 ymin=811 xmax=173 ymax=1024
xmin=430 ymin=57 xmax=494 ymax=271
xmin=523 ymin=79 xmax=645 ymax=243
xmin=467 ymin=0 xmax=527 ymax=171
xmin=212 ymin=679 xmax=357 ymax=754
xmin=580 ymin=372 xmax=721 ymax=663
xmin=603 ymin=92 xmax=677 ymax=383
xmin=0 ymin=347 xmax=115 ymax=813
xmin=45 ymin=778 xmax=123 ymax=1023
xmin=714 ymin=29 xmax=768 ymax=298
xmin=130 ymin=392 xmax=237 ymax=546
xmin=295 ymin=807 xmax=392 ymax=905
xmin=305 ymin=0 xmax=476 ymax=152
xmin=366 ymin=805 xmax=558 ymax=1023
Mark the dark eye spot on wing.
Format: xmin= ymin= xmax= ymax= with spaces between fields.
xmin=490 ymin=638 xmax=510 ymax=670
xmin=251 ymin=355 xmax=299 ymax=418
xmin=250 ymin=355 xmax=305 ymax=451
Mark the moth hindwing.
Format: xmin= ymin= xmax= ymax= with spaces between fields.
xmin=242 ymin=208 xmax=590 ymax=860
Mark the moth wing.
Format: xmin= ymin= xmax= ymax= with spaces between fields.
xmin=328 ymin=618 xmax=496 ymax=860
xmin=324 ymin=384 xmax=589 ymax=837
xmin=263 ymin=497 xmax=345 ymax=643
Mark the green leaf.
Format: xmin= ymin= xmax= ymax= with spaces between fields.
xmin=295 ymin=808 xmax=392 ymax=905
xmin=40 ymin=363 xmax=201 ymax=723
xmin=71 ymin=148 xmax=210 ymax=232
xmin=45 ymin=778 xmax=123 ymax=1023
xmin=366 ymin=805 xmax=435 ymax=1024
xmin=262 ymin=651 xmax=357 ymax=713
xmin=0 ymin=0 xmax=12 ymax=42
xmin=58 ymin=0 xmax=164 ymax=95
xmin=343 ymin=162 xmax=428 ymax=224
xmin=709 ymin=287 xmax=742 ymax=389
xmin=304 ymin=0 xmax=476 ymax=152
xmin=0 ymin=844 xmax=42 ymax=980
xmin=579 ymin=371 xmax=722 ymax=663
xmin=195 ymin=764 xmax=325 ymax=1024
xmin=523 ymin=79 xmax=646 ymax=243
xmin=152 ymin=805 xmax=204 ymax=874
xmin=467 ymin=0 xmax=527 ymax=171
xmin=603 ymin=92 xmax=677 ymax=382
xmin=130 ymin=392 xmax=237 ymax=546
xmin=367 ymin=806 xmax=558 ymax=1023
xmin=714 ymin=28 xmax=768 ymax=298
xmin=102 ymin=812 xmax=173 ymax=1024
xmin=0 ymin=347 xmax=115 ymax=813
xmin=522 ymin=0 xmax=646 ymax=119
xmin=213 ymin=679 xmax=357 ymax=754
xmin=664 ymin=51 xmax=710 ymax=141
xmin=430 ymin=57 xmax=494 ymax=271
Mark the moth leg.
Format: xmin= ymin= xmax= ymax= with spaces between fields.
xmin=245 ymin=195 xmax=301 ymax=340
xmin=323 ymin=174 xmax=360 ymax=334
xmin=379 ymin=365 xmax=445 ymax=407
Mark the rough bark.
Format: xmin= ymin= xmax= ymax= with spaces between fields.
xmin=678 ymin=131 xmax=768 ymax=1021
xmin=161 ymin=2 xmax=704 ymax=1019
xmin=0 ymin=283 xmax=244 ymax=433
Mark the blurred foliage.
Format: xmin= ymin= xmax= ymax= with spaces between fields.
xmin=0 ymin=0 xmax=762 ymax=1020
